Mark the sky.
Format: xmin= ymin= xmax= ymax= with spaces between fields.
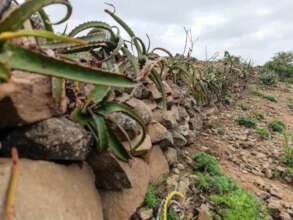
xmin=32 ymin=0 xmax=293 ymax=64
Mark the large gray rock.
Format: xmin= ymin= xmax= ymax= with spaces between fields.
xmin=0 ymin=71 xmax=66 ymax=129
xmin=1 ymin=117 xmax=93 ymax=160
xmin=0 ymin=159 xmax=103 ymax=220
xmin=100 ymin=158 xmax=150 ymax=220
xmin=87 ymin=152 xmax=132 ymax=190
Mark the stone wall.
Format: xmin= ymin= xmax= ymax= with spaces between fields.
xmin=0 ymin=76 xmax=211 ymax=220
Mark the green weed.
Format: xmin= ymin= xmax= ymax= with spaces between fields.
xmin=193 ymin=152 xmax=221 ymax=176
xmin=282 ymin=131 xmax=293 ymax=168
xmin=269 ymin=119 xmax=286 ymax=133
xmin=144 ymin=184 xmax=158 ymax=209
xmin=217 ymin=128 xmax=225 ymax=135
xmin=237 ymin=116 xmax=257 ymax=129
xmin=167 ymin=208 xmax=180 ymax=220
xmin=256 ymin=128 xmax=271 ymax=140
xmin=259 ymin=72 xmax=278 ymax=85
xmin=263 ymin=95 xmax=277 ymax=102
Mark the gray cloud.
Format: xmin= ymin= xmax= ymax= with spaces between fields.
xmin=41 ymin=0 xmax=293 ymax=64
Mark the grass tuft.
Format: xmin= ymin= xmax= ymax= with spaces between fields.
xmin=256 ymin=127 xmax=271 ymax=140
xmin=269 ymin=119 xmax=286 ymax=133
xmin=237 ymin=116 xmax=257 ymax=129
xmin=144 ymin=184 xmax=158 ymax=209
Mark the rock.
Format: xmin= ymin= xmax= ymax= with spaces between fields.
xmin=0 ymin=159 xmax=103 ymax=220
xmin=87 ymin=152 xmax=133 ymax=190
xmin=189 ymin=113 xmax=203 ymax=131
xmin=100 ymin=158 xmax=150 ymax=220
xmin=147 ymin=122 xmax=172 ymax=144
xmin=152 ymin=109 xmax=177 ymax=129
xmin=110 ymin=112 xmax=142 ymax=140
xmin=172 ymin=131 xmax=187 ymax=147
xmin=127 ymin=134 xmax=153 ymax=156
xmin=178 ymin=176 xmax=190 ymax=196
xmin=175 ymin=122 xmax=190 ymax=137
xmin=197 ymin=204 xmax=212 ymax=220
xmin=178 ymin=106 xmax=190 ymax=121
xmin=126 ymin=98 xmax=153 ymax=124
xmin=164 ymin=148 xmax=178 ymax=166
xmin=138 ymin=208 xmax=153 ymax=220
xmin=166 ymin=174 xmax=179 ymax=191
xmin=148 ymin=83 xmax=162 ymax=99
xmin=133 ymin=84 xmax=151 ymax=99
xmin=0 ymin=71 xmax=66 ymax=129
xmin=145 ymin=145 xmax=169 ymax=184
xmin=0 ymin=117 xmax=92 ymax=160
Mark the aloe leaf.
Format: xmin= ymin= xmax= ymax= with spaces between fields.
xmin=70 ymin=107 xmax=91 ymax=125
xmin=92 ymin=114 xmax=108 ymax=150
xmin=121 ymin=47 xmax=140 ymax=75
xmin=68 ymin=21 xmax=116 ymax=39
xmin=99 ymin=101 xmax=146 ymax=151
xmin=41 ymin=31 xmax=110 ymax=50
xmin=150 ymin=47 xmax=173 ymax=58
xmin=106 ymin=124 xmax=131 ymax=161
xmin=107 ymin=117 xmax=133 ymax=150
xmin=0 ymin=61 xmax=10 ymax=82
xmin=51 ymin=77 xmax=64 ymax=109
xmin=105 ymin=9 xmax=142 ymax=57
xmin=0 ymin=30 xmax=86 ymax=45
xmin=85 ymin=85 xmax=110 ymax=106
xmin=0 ymin=0 xmax=72 ymax=32
xmin=38 ymin=9 xmax=54 ymax=32
xmin=0 ymin=43 xmax=137 ymax=88
xmin=149 ymin=70 xmax=167 ymax=109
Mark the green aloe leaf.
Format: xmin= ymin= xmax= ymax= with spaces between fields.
xmin=92 ymin=114 xmax=108 ymax=150
xmin=0 ymin=43 xmax=137 ymax=88
xmin=106 ymin=124 xmax=131 ymax=161
xmin=99 ymin=101 xmax=146 ymax=151
xmin=0 ymin=61 xmax=10 ymax=82
xmin=68 ymin=21 xmax=116 ymax=39
xmin=0 ymin=0 xmax=72 ymax=32
xmin=105 ymin=9 xmax=142 ymax=57
xmin=0 ymin=30 xmax=86 ymax=44
xmin=85 ymin=85 xmax=111 ymax=106
xmin=149 ymin=70 xmax=167 ymax=109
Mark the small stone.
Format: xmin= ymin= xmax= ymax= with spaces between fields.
xmin=172 ymin=131 xmax=187 ymax=147
xmin=147 ymin=122 xmax=172 ymax=144
xmin=177 ymin=163 xmax=185 ymax=170
xmin=164 ymin=148 xmax=178 ymax=166
xmin=198 ymin=204 xmax=212 ymax=220
xmin=138 ymin=208 xmax=153 ymax=220
xmin=125 ymin=134 xmax=152 ymax=156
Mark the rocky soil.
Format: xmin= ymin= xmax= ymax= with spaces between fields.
xmin=136 ymin=82 xmax=293 ymax=220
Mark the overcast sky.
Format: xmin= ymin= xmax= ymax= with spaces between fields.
xmin=42 ymin=0 xmax=293 ymax=64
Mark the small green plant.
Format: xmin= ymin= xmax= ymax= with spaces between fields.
xmin=251 ymin=90 xmax=263 ymax=97
xmin=287 ymin=98 xmax=293 ymax=110
xmin=196 ymin=174 xmax=239 ymax=194
xmin=217 ymin=128 xmax=225 ymax=135
xmin=263 ymin=95 xmax=277 ymax=103
xmin=259 ymin=72 xmax=278 ymax=85
xmin=211 ymin=189 xmax=268 ymax=220
xmin=237 ymin=116 xmax=257 ymax=129
xmin=144 ymin=184 xmax=158 ymax=209
xmin=282 ymin=131 xmax=293 ymax=168
xmin=167 ymin=208 xmax=180 ymax=220
xmin=193 ymin=152 xmax=268 ymax=220
xmin=269 ymin=119 xmax=286 ymax=133
xmin=193 ymin=152 xmax=221 ymax=176
xmin=256 ymin=128 xmax=271 ymax=140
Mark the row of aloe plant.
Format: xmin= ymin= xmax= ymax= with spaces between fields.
xmin=0 ymin=0 xmax=251 ymax=160
xmin=0 ymin=0 xmax=171 ymax=161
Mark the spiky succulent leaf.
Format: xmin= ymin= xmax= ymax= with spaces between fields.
xmin=0 ymin=0 xmax=72 ymax=32
xmin=106 ymin=123 xmax=131 ymax=161
xmin=99 ymin=101 xmax=146 ymax=151
xmin=0 ymin=43 xmax=137 ymax=88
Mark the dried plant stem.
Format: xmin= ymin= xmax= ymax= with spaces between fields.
xmin=5 ymin=147 xmax=20 ymax=220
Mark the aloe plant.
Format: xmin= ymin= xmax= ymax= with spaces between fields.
xmin=71 ymin=85 xmax=146 ymax=161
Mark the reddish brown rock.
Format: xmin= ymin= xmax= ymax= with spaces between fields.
xmin=0 ymin=159 xmax=103 ymax=220
xmin=100 ymin=158 xmax=150 ymax=220
xmin=145 ymin=145 xmax=169 ymax=184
